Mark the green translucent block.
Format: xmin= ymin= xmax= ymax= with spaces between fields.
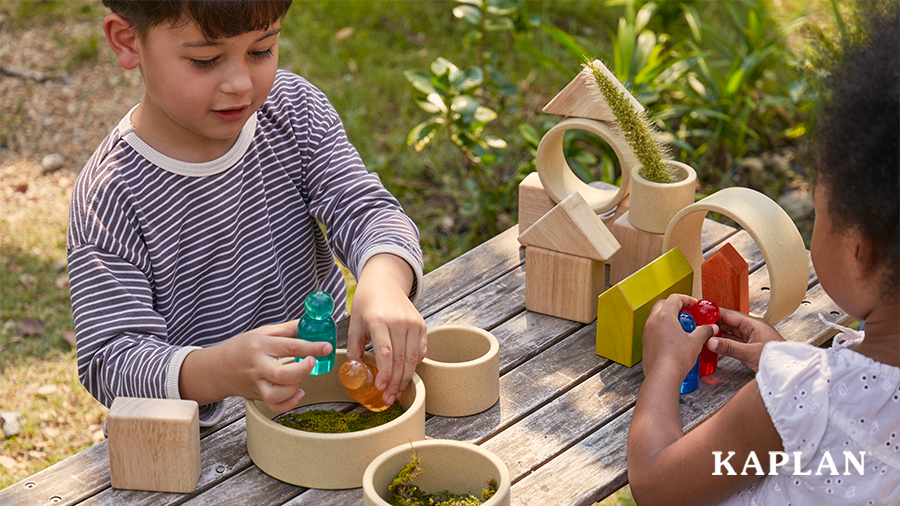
xmin=296 ymin=290 xmax=336 ymax=375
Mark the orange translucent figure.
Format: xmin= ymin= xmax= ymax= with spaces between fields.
xmin=338 ymin=359 xmax=390 ymax=412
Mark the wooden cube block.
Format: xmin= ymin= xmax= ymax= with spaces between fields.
xmin=108 ymin=397 xmax=201 ymax=493
xmin=526 ymin=246 xmax=605 ymax=324
xmin=518 ymin=172 xmax=558 ymax=233
xmin=608 ymin=210 xmax=666 ymax=285
xmin=596 ymin=248 xmax=693 ymax=367
xmin=702 ymin=242 xmax=750 ymax=313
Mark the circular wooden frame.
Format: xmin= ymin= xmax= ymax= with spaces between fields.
xmin=662 ymin=187 xmax=809 ymax=324
xmin=535 ymin=117 xmax=634 ymax=213
xmin=416 ymin=325 xmax=500 ymax=417
xmin=363 ymin=439 xmax=511 ymax=506
xmin=245 ymin=350 xmax=426 ymax=490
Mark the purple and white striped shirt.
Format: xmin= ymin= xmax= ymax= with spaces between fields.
xmin=67 ymin=70 xmax=423 ymax=424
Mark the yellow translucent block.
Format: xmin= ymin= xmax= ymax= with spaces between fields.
xmin=596 ymin=248 xmax=693 ymax=367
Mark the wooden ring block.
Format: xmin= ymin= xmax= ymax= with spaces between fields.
xmin=663 ymin=187 xmax=809 ymax=324
xmin=416 ymin=326 xmax=500 ymax=417
xmin=535 ymin=117 xmax=634 ymax=213
xmin=245 ymin=350 xmax=426 ymax=489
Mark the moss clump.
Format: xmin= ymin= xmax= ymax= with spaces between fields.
xmin=277 ymin=402 xmax=403 ymax=434
xmin=389 ymin=450 xmax=498 ymax=506
xmin=584 ymin=57 xmax=672 ymax=184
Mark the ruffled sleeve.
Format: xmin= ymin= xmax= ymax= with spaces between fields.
xmin=756 ymin=341 xmax=831 ymax=471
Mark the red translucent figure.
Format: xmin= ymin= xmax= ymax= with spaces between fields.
xmin=686 ymin=299 xmax=721 ymax=376
xmin=338 ymin=359 xmax=390 ymax=412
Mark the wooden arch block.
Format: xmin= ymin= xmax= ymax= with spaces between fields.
xmin=596 ymin=248 xmax=693 ymax=367
xmin=518 ymin=191 xmax=620 ymax=262
xmin=542 ymin=59 xmax=644 ymax=122
xmin=702 ymin=242 xmax=750 ymax=314
xmin=663 ymin=187 xmax=808 ymax=324
xmin=108 ymin=397 xmax=201 ymax=493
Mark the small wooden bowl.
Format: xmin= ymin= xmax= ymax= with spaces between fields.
xmin=362 ymin=439 xmax=511 ymax=506
xmin=416 ymin=325 xmax=500 ymax=417
xmin=245 ymin=350 xmax=426 ymax=489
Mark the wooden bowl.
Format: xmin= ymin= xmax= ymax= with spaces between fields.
xmin=416 ymin=325 xmax=500 ymax=417
xmin=362 ymin=439 xmax=511 ymax=506
xmin=245 ymin=350 xmax=426 ymax=489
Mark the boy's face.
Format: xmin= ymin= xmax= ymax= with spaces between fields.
xmin=132 ymin=18 xmax=280 ymax=160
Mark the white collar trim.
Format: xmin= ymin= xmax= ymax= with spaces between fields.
xmin=117 ymin=104 xmax=256 ymax=177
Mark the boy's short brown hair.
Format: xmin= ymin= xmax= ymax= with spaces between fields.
xmin=102 ymin=0 xmax=292 ymax=41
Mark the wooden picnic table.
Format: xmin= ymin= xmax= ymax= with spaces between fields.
xmin=1 ymin=217 xmax=849 ymax=506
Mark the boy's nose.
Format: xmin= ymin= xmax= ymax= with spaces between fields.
xmin=222 ymin=64 xmax=253 ymax=95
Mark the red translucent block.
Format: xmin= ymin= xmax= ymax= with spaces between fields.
xmin=338 ymin=359 xmax=390 ymax=412
xmin=686 ymin=299 xmax=721 ymax=376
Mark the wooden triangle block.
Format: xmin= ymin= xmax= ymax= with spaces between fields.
xmin=542 ymin=59 xmax=644 ymax=122
xmin=518 ymin=192 xmax=620 ymax=261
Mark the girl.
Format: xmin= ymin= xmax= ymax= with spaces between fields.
xmin=627 ymin=5 xmax=899 ymax=505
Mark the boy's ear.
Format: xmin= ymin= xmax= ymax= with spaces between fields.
xmin=103 ymin=13 xmax=141 ymax=70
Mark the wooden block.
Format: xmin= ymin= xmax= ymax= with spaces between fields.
xmin=702 ymin=242 xmax=750 ymax=313
xmin=608 ymin=210 xmax=665 ymax=285
xmin=526 ymin=247 xmax=605 ymax=324
xmin=518 ymin=172 xmax=558 ymax=233
xmin=596 ymin=248 xmax=693 ymax=367
xmin=518 ymin=192 xmax=620 ymax=262
xmin=108 ymin=397 xmax=201 ymax=493
xmin=542 ymin=59 xmax=644 ymax=122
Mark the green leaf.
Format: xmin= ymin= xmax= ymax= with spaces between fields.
xmin=450 ymin=67 xmax=484 ymax=93
xmin=518 ymin=123 xmax=541 ymax=148
xmin=485 ymin=135 xmax=507 ymax=149
xmin=497 ymin=82 xmax=519 ymax=97
xmin=455 ymin=0 xmax=483 ymax=6
xmin=404 ymin=69 xmax=437 ymax=95
xmin=473 ymin=105 xmax=498 ymax=123
xmin=407 ymin=119 xmax=444 ymax=152
xmin=452 ymin=4 xmax=481 ymax=25
xmin=680 ymin=3 xmax=702 ymax=42
xmin=537 ymin=24 xmax=589 ymax=62
xmin=413 ymin=94 xmax=443 ymax=114
xmin=451 ymin=95 xmax=480 ymax=117
xmin=487 ymin=0 xmax=518 ymax=15
xmin=485 ymin=17 xmax=515 ymax=31
xmin=431 ymin=57 xmax=457 ymax=78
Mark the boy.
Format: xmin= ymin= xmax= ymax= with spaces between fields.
xmin=68 ymin=0 xmax=427 ymax=425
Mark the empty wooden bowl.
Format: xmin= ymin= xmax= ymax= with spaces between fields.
xmin=245 ymin=350 xmax=426 ymax=489
xmin=362 ymin=439 xmax=511 ymax=506
xmin=416 ymin=325 xmax=500 ymax=417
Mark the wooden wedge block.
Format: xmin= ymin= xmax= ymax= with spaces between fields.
xmin=542 ymin=59 xmax=644 ymax=122
xmin=596 ymin=248 xmax=693 ymax=367
xmin=702 ymin=242 xmax=750 ymax=314
xmin=608 ymin=210 xmax=666 ymax=285
xmin=108 ymin=397 xmax=201 ymax=493
xmin=518 ymin=192 xmax=620 ymax=262
xmin=526 ymin=246 xmax=605 ymax=324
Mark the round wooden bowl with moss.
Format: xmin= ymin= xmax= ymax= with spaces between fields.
xmin=245 ymin=350 xmax=426 ymax=489
xmin=363 ymin=439 xmax=511 ymax=506
xmin=416 ymin=325 xmax=499 ymax=417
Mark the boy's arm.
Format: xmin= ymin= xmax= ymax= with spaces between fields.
xmin=346 ymin=253 xmax=427 ymax=405
xmin=627 ymin=294 xmax=783 ymax=505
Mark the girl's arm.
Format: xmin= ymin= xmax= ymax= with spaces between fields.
xmin=627 ymin=294 xmax=783 ymax=506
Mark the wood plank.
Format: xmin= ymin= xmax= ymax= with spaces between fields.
xmin=179 ymin=466 xmax=302 ymax=505
xmin=423 ymin=265 xmax=526 ymax=331
xmin=0 ymin=441 xmax=112 ymax=506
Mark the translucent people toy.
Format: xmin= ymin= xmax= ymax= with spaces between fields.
xmin=338 ymin=359 xmax=390 ymax=412
xmin=296 ymin=290 xmax=336 ymax=375
xmin=678 ymin=312 xmax=700 ymax=394
xmin=686 ymin=299 xmax=721 ymax=376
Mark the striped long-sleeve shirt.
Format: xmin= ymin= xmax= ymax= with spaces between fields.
xmin=67 ymin=70 xmax=423 ymax=424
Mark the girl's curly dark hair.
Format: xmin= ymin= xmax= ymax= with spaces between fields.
xmin=815 ymin=2 xmax=899 ymax=302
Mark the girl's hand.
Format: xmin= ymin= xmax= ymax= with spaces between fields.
xmin=708 ymin=308 xmax=784 ymax=373
xmin=180 ymin=320 xmax=334 ymax=414
xmin=643 ymin=294 xmax=718 ymax=384
xmin=347 ymin=254 xmax=427 ymax=405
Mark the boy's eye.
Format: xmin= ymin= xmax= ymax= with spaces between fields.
xmin=250 ymin=47 xmax=274 ymax=60
xmin=190 ymin=58 xmax=218 ymax=70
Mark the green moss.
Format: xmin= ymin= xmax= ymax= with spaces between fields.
xmin=584 ymin=58 xmax=672 ymax=184
xmin=388 ymin=449 xmax=498 ymax=506
xmin=277 ymin=402 xmax=403 ymax=433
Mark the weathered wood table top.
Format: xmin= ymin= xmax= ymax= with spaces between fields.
xmin=2 ymin=220 xmax=849 ymax=506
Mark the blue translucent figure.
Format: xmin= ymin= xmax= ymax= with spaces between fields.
xmin=296 ymin=290 xmax=336 ymax=375
xmin=678 ymin=311 xmax=700 ymax=394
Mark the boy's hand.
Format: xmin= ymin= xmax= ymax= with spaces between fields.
xmin=642 ymin=294 xmax=717 ymax=385
xmin=180 ymin=320 xmax=333 ymax=414
xmin=708 ymin=308 xmax=784 ymax=373
xmin=348 ymin=254 xmax=427 ymax=405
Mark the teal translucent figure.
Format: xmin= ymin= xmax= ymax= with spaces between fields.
xmin=296 ymin=290 xmax=336 ymax=375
